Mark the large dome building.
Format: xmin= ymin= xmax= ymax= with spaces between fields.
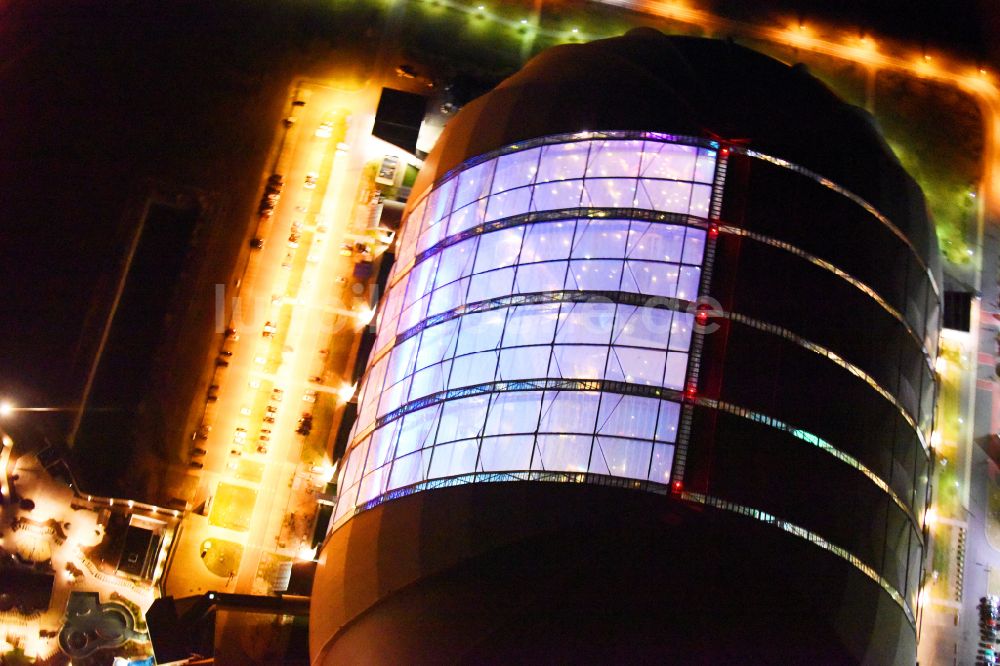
xmin=310 ymin=30 xmax=939 ymax=664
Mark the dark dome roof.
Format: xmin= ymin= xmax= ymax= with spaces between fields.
xmin=412 ymin=29 xmax=938 ymax=269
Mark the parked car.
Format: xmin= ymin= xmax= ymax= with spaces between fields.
xmin=250 ymin=238 xmax=265 ymax=250
xmin=375 ymin=155 xmax=399 ymax=185
xmin=190 ymin=448 xmax=207 ymax=456
xmin=263 ymin=416 xmax=276 ymax=424
xmin=189 ymin=461 xmax=204 ymax=469
xmin=315 ymin=121 xmax=333 ymax=139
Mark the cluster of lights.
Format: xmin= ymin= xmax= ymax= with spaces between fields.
xmin=337 ymin=383 xmax=357 ymax=402
xmin=419 ymin=0 xmax=591 ymax=42
xmin=355 ymin=306 xmax=375 ymax=327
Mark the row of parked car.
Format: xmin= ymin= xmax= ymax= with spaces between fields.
xmin=979 ymin=596 xmax=999 ymax=665
xmin=258 ymin=174 xmax=284 ymax=218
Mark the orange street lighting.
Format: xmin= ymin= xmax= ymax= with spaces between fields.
xmin=0 ymin=428 xmax=13 ymax=501
xmin=915 ymin=54 xmax=936 ymax=78
xmin=0 ymin=402 xmax=81 ymax=418
xmin=355 ymin=306 xmax=375 ymax=327
xmin=786 ymin=22 xmax=812 ymax=48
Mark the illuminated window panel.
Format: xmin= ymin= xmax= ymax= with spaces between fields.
xmin=338 ymin=136 xmax=716 ymax=517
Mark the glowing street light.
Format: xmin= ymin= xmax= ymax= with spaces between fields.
xmin=934 ymin=355 xmax=948 ymax=374
xmin=355 ymin=306 xmax=375 ymax=327
xmin=0 ymin=402 xmax=79 ymax=418
xmin=924 ymin=506 xmax=938 ymax=527
xmin=337 ymin=383 xmax=357 ymax=402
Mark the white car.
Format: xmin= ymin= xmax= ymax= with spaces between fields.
xmin=304 ymin=172 xmax=318 ymax=189
xmin=315 ymin=122 xmax=333 ymax=139
xmin=302 ymin=390 xmax=317 ymax=403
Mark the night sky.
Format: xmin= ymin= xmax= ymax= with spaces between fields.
xmin=0 ymin=0 xmax=993 ymax=442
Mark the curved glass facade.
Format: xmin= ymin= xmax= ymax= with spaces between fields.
xmin=333 ymin=136 xmax=717 ymax=522
xmin=329 ymin=132 xmax=938 ymax=626
xmin=313 ymin=34 xmax=940 ymax=665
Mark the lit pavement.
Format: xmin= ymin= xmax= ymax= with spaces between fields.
xmin=163 ymin=66 xmax=402 ymax=612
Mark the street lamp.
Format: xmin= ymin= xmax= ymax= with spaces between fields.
xmin=0 ymin=401 xmax=80 ymax=418
xmin=337 ymin=383 xmax=357 ymax=402
xmin=355 ymin=306 xmax=375 ymax=327
xmin=0 ymin=426 xmax=13 ymax=502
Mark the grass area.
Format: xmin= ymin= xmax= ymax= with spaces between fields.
xmin=937 ymin=341 xmax=964 ymax=447
xmin=931 ymin=528 xmax=951 ymax=584
xmin=302 ymin=393 xmax=337 ymax=467
xmin=209 ymin=482 xmax=257 ymax=532
xmin=875 ymin=71 xmax=983 ymax=265
xmin=936 ymin=459 xmax=962 ymax=519
xmin=988 ymin=481 xmax=1000 ymax=552
xmin=235 ymin=459 xmax=266 ymax=483
xmin=253 ymin=550 xmax=293 ymax=595
xmin=924 ymin=335 xmax=965 ymax=598
xmin=200 ymin=538 xmax=244 ymax=578
xmin=989 ymin=569 xmax=1000 ymax=598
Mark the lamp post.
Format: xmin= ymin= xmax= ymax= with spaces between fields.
xmin=0 ymin=426 xmax=14 ymax=503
